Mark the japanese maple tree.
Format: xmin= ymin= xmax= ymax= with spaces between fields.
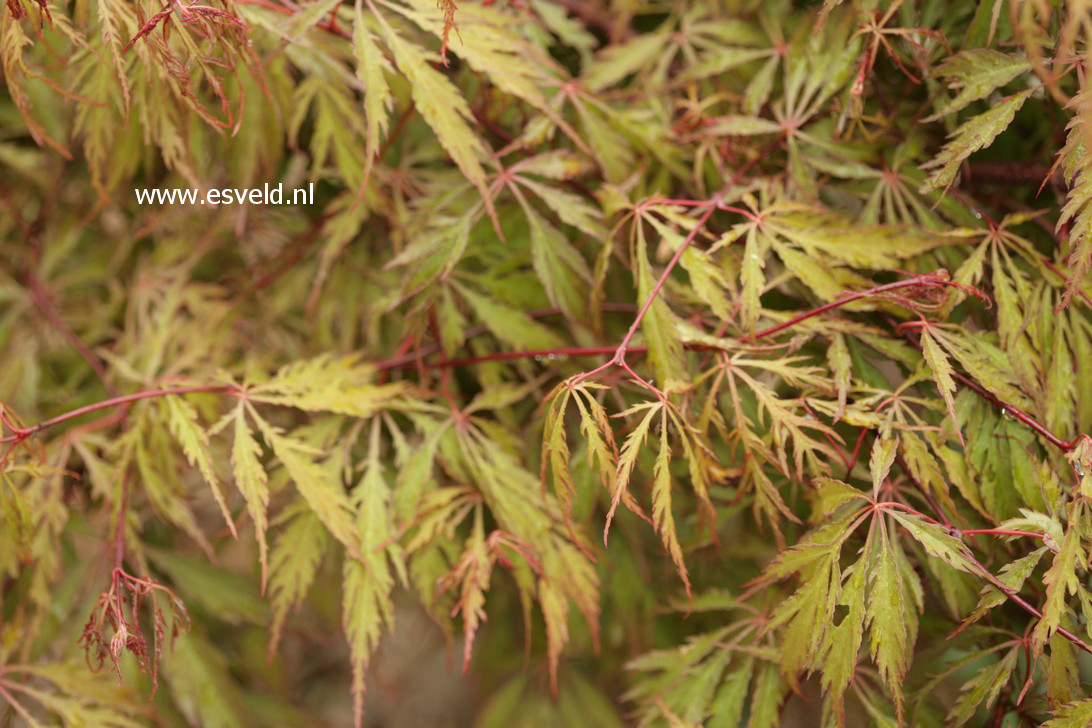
xmin=2 ymin=0 xmax=1092 ymax=726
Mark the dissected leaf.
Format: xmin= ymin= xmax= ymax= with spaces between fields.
xmin=920 ymin=89 xmax=1032 ymax=192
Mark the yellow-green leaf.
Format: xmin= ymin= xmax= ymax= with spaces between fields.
xmin=920 ymin=89 xmax=1032 ymax=193
xmin=164 ymin=395 xmax=237 ymax=538
xmin=231 ymin=403 xmax=270 ymax=591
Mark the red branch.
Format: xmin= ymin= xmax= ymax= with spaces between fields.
xmin=0 ymin=274 xmax=1010 ymax=452
xmin=568 ymin=198 xmax=729 ymax=398
xmin=965 ymin=550 xmax=1092 ymax=654
xmin=889 ymin=314 xmax=1088 ymax=463
xmin=0 ymin=385 xmax=232 ymax=445
xmin=616 ymin=202 xmax=722 ymax=363
xmin=749 ymin=273 xmax=960 ymax=341
xmin=949 ymin=369 xmax=1075 ymax=452
xmin=565 ymin=137 xmax=784 ymax=395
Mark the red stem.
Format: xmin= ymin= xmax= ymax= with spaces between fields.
xmin=750 ymin=274 xmax=951 ymax=341
xmin=614 ymin=201 xmax=720 ymax=363
xmin=0 ymin=385 xmax=232 ymax=444
xmin=570 ymin=138 xmax=782 ymax=388
xmin=894 ymin=451 xmax=954 ymax=528
xmin=890 ymin=316 xmax=1086 ymax=471
xmin=949 ymin=369 xmax=1074 ymax=452
xmin=845 ymin=428 xmax=870 ymax=479
xmin=801 ymin=399 xmax=851 ymax=469
xmin=961 ymin=529 xmax=1044 ymax=539
xmin=964 ymin=550 xmax=1092 ymax=654
xmin=428 ymin=346 xmax=622 ymax=370
xmin=874 ymin=500 xmax=943 ymax=525
xmin=251 ymin=217 xmax=328 ymax=292
xmin=114 ymin=474 xmax=130 ymax=571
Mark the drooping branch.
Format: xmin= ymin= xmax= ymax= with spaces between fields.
xmin=562 ymin=135 xmax=788 ymax=394
xmin=879 ymin=490 xmax=1092 ymax=655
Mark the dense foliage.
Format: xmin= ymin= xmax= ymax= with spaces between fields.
xmin=3 ymin=0 xmax=1092 ymax=725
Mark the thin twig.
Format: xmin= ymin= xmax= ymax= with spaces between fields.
xmin=23 ymin=270 xmax=116 ymax=397
xmin=950 ymin=369 xmax=1074 ymax=452
xmin=895 ymin=451 xmax=953 ymax=528
xmin=567 ymin=136 xmax=785 ymax=391
xmin=114 ymin=472 xmax=130 ymax=571
xmin=749 ymin=274 xmax=957 ymax=341
xmin=889 ymin=318 xmax=1084 ymax=457
xmin=0 ymin=385 xmax=232 ymax=444
xmin=613 ymin=201 xmax=721 ymax=364
xmin=893 ymin=449 xmax=1092 ymax=654
xmin=965 ymin=551 xmax=1092 ymax=654
xmin=961 ymin=529 xmax=1044 ymax=539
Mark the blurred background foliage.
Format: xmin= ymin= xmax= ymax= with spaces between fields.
xmin=3 ymin=0 xmax=1092 ymax=726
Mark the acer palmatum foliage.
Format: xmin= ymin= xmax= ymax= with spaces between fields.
xmin=2 ymin=0 xmax=1092 ymax=726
